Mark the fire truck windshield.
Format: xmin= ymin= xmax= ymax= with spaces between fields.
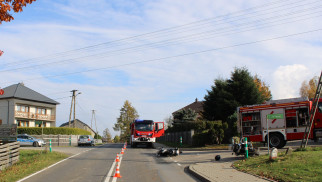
xmin=135 ymin=123 xmax=153 ymax=131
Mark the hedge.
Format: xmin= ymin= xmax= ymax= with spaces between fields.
xmin=18 ymin=127 xmax=91 ymax=135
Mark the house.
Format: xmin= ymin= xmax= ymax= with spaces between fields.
xmin=0 ymin=83 xmax=59 ymax=127
xmin=172 ymin=98 xmax=204 ymax=120
xmin=60 ymin=119 xmax=96 ymax=137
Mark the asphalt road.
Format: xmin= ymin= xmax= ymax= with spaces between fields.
xmin=19 ymin=143 xmax=198 ymax=182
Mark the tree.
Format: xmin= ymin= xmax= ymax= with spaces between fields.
xmin=113 ymin=135 xmax=120 ymax=143
xmin=103 ymin=128 xmax=113 ymax=143
xmin=113 ymin=100 xmax=139 ymax=142
xmin=203 ymin=67 xmax=269 ymax=143
xmin=300 ymin=76 xmax=320 ymax=99
xmin=203 ymin=67 xmax=267 ymax=121
xmin=0 ymin=0 xmax=36 ymax=24
xmin=254 ymin=75 xmax=272 ymax=101
xmin=164 ymin=115 xmax=173 ymax=129
xmin=173 ymin=108 xmax=197 ymax=123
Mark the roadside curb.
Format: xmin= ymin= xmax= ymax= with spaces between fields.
xmin=186 ymin=164 xmax=211 ymax=182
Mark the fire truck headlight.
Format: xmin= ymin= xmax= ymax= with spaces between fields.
xmin=148 ymin=133 xmax=153 ymax=137
xmin=137 ymin=133 xmax=141 ymax=136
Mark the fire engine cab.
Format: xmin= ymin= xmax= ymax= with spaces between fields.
xmin=130 ymin=119 xmax=164 ymax=148
xmin=237 ymin=97 xmax=322 ymax=148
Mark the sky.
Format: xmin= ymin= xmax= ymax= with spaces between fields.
xmin=0 ymin=0 xmax=321 ymax=137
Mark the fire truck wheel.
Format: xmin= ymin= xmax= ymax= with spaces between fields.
xmin=269 ymin=133 xmax=285 ymax=149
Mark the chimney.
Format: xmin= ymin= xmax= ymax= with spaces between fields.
xmin=195 ymin=98 xmax=198 ymax=102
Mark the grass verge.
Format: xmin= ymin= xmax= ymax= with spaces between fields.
xmin=233 ymin=147 xmax=322 ymax=182
xmin=0 ymin=150 xmax=68 ymax=182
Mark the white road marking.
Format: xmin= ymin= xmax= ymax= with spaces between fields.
xmin=111 ymin=156 xmax=123 ymax=182
xmin=104 ymin=160 xmax=116 ymax=182
xmin=17 ymin=148 xmax=93 ymax=182
xmin=177 ymin=163 xmax=182 ymax=166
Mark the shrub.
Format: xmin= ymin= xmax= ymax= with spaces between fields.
xmin=192 ymin=132 xmax=209 ymax=147
xmin=18 ymin=127 xmax=91 ymax=135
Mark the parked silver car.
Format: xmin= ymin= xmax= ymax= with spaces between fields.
xmin=78 ymin=135 xmax=95 ymax=146
xmin=17 ymin=134 xmax=46 ymax=147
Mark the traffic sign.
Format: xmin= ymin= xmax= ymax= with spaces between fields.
xmin=0 ymin=89 xmax=4 ymax=95
xmin=267 ymin=113 xmax=283 ymax=119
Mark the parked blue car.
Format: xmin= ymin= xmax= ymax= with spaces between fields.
xmin=17 ymin=134 xmax=46 ymax=147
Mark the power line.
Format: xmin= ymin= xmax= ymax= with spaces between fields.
xmin=2 ymin=27 xmax=321 ymax=85
xmin=1 ymin=3 xmax=322 ymax=73
xmin=0 ymin=0 xmax=317 ymax=68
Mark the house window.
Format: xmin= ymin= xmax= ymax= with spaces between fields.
xmin=35 ymin=121 xmax=46 ymax=127
xmin=17 ymin=105 xmax=29 ymax=112
xmin=37 ymin=108 xmax=46 ymax=115
xmin=17 ymin=120 xmax=29 ymax=127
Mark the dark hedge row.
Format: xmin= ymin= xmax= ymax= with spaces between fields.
xmin=18 ymin=127 xmax=91 ymax=135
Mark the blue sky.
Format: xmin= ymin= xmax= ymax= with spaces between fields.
xmin=1 ymin=0 xmax=322 ymax=137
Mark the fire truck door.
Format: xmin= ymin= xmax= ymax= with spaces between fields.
xmin=154 ymin=122 xmax=165 ymax=137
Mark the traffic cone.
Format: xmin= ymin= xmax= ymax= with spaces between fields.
xmin=115 ymin=154 xmax=120 ymax=162
xmin=113 ymin=165 xmax=122 ymax=178
xmin=121 ymin=148 xmax=124 ymax=154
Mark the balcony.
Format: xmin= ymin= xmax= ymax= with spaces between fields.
xmin=15 ymin=111 xmax=56 ymax=121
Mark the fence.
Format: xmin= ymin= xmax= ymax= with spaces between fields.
xmin=157 ymin=129 xmax=195 ymax=145
xmin=31 ymin=135 xmax=79 ymax=146
xmin=31 ymin=135 xmax=103 ymax=146
xmin=0 ymin=141 xmax=20 ymax=171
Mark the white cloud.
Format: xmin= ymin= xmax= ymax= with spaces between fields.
xmin=272 ymin=64 xmax=310 ymax=99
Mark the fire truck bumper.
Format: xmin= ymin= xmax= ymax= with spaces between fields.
xmin=132 ymin=137 xmax=156 ymax=143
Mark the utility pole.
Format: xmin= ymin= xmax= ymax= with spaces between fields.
xmin=91 ymin=110 xmax=95 ymax=129
xmin=68 ymin=90 xmax=81 ymax=128
xmin=91 ymin=110 xmax=98 ymax=139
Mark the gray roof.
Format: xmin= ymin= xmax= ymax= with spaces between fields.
xmin=60 ymin=119 xmax=96 ymax=133
xmin=0 ymin=83 xmax=59 ymax=105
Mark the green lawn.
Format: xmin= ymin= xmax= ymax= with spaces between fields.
xmin=233 ymin=147 xmax=322 ymax=182
xmin=0 ymin=150 xmax=68 ymax=182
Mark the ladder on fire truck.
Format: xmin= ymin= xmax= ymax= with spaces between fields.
xmin=301 ymin=71 xmax=322 ymax=148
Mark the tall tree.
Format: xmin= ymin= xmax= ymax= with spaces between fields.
xmin=113 ymin=100 xmax=139 ymax=142
xmin=300 ymin=76 xmax=320 ymax=99
xmin=254 ymin=75 xmax=272 ymax=101
xmin=203 ymin=67 xmax=268 ymax=142
xmin=103 ymin=128 xmax=113 ymax=143
xmin=0 ymin=0 xmax=36 ymax=24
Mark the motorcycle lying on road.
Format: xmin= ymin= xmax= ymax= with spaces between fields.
xmin=156 ymin=147 xmax=181 ymax=157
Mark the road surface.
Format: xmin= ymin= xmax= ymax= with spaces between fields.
xmin=20 ymin=143 xmax=198 ymax=182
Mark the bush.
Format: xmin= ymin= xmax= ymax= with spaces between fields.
xmin=18 ymin=127 xmax=91 ymax=135
xmin=192 ymin=132 xmax=209 ymax=147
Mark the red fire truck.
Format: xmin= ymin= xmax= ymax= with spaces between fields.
xmin=237 ymin=97 xmax=322 ymax=148
xmin=130 ymin=119 xmax=164 ymax=148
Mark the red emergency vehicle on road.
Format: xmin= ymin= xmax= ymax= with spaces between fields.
xmin=130 ymin=119 xmax=164 ymax=148
xmin=237 ymin=97 xmax=322 ymax=148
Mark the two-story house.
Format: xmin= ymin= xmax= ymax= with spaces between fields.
xmin=0 ymin=83 xmax=59 ymax=127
